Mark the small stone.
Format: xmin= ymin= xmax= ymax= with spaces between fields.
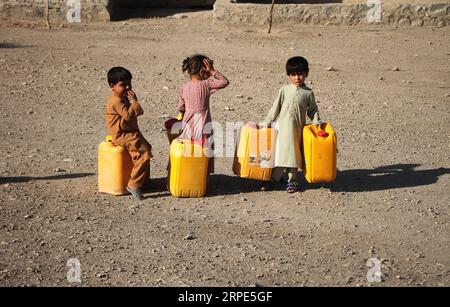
xmin=445 ymin=94 xmax=450 ymax=97
xmin=392 ymin=67 xmax=400 ymax=71
xmin=63 ymin=158 xmax=73 ymax=162
xmin=169 ymin=14 xmax=188 ymax=19
xmin=54 ymin=168 xmax=65 ymax=172
xmin=326 ymin=66 xmax=336 ymax=71
xmin=24 ymin=214 xmax=33 ymax=219
xmin=162 ymin=86 xmax=169 ymax=91
xmin=95 ymin=272 xmax=109 ymax=279
xmin=224 ymin=106 xmax=235 ymax=111
xmin=184 ymin=234 xmax=196 ymax=240
xmin=379 ymin=77 xmax=384 ymax=81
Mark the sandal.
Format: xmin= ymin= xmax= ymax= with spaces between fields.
xmin=286 ymin=182 xmax=299 ymax=193
xmin=126 ymin=187 xmax=145 ymax=200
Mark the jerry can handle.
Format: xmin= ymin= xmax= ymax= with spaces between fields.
xmin=316 ymin=123 xmax=329 ymax=137
xmin=315 ymin=121 xmax=325 ymax=129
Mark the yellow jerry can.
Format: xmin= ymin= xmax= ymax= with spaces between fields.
xmin=169 ymin=139 xmax=209 ymax=198
xmin=303 ymin=123 xmax=337 ymax=183
xmin=98 ymin=136 xmax=133 ymax=195
xmin=233 ymin=124 xmax=277 ymax=181
xmin=164 ymin=112 xmax=184 ymax=144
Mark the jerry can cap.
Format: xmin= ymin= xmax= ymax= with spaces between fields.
xmin=317 ymin=130 xmax=329 ymax=137
xmin=106 ymin=135 xmax=113 ymax=142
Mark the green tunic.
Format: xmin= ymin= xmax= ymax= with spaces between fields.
xmin=265 ymin=84 xmax=320 ymax=169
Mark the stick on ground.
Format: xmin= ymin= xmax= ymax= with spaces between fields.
xmin=45 ymin=0 xmax=51 ymax=30
xmin=268 ymin=0 xmax=275 ymax=34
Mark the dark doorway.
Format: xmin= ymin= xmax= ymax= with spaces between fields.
xmin=107 ymin=0 xmax=215 ymax=21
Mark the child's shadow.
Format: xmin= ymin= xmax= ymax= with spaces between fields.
xmin=143 ymin=175 xmax=271 ymax=198
xmin=309 ymin=163 xmax=450 ymax=192
xmin=143 ymin=177 xmax=171 ymax=199
xmin=207 ymin=174 xmax=275 ymax=196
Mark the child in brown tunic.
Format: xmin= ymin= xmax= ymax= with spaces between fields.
xmin=105 ymin=67 xmax=153 ymax=200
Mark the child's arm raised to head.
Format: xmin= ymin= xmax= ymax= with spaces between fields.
xmin=204 ymin=58 xmax=229 ymax=94
xmin=264 ymin=88 xmax=284 ymax=126
xmin=307 ymin=91 xmax=320 ymax=124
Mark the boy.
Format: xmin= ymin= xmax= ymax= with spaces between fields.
xmin=264 ymin=56 xmax=320 ymax=193
xmin=105 ymin=67 xmax=153 ymax=200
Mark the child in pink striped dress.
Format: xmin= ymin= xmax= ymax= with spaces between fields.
xmin=177 ymin=55 xmax=229 ymax=173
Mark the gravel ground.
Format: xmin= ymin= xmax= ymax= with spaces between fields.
xmin=0 ymin=12 xmax=449 ymax=286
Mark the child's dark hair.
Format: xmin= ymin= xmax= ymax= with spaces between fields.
xmin=107 ymin=67 xmax=132 ymax=86
xmin=182 ymin=54 xmax=207 ymax=76
xmin=286 ymin=56 xmax=309 ymax=76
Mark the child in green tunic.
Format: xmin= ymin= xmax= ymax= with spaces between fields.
xmin=263 ymin=56 xmax=321 ymax=193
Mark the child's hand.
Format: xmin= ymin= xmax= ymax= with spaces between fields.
xmin=203 ymin=58 xmax=214 ymax=73
xmin=127 ymin=90 xmax=138 ymax=102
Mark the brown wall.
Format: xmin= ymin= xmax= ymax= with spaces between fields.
xmin=342 ymin=0 xmax=450 ymax=3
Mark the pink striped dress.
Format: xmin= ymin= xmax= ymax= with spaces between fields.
xmin=177 ymin=70 xmax=229 ymax=173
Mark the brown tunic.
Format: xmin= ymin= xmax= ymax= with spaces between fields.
xmin=105 ymin=94 xmax=152 ymax=188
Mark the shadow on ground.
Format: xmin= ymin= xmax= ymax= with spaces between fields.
xmin=0 ymin=173 xmax=94 ymax=184
xmin=0 ymin=42 xmax=30 ymax=49
xmin=4 ymin=164 xmax=446 ymax=197
xmin=311 ymin=164 xmax=450 ymax=192
xmin=208 ymin=164 xmax=450 ymax=195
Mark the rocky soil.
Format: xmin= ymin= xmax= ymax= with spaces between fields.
xmin=0 ymin=12 xmax=449 ymax=286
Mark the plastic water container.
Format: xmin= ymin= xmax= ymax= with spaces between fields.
xmin=164 ymin=112 xmax=183 ymax=144
xmin=169 ymin=139 xmax=208 ymax=198
xmin=233 ymin=124 xmax=277 ymax=181
xmin=303 ymin=123 xmax=337 ymax=183
xmin=98 ymin=136 xmax=133 ymax=195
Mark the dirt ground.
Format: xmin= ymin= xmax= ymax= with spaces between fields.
xmin=0 ymin=11 xmax=449 ymax=287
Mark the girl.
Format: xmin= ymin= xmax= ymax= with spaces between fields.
xmin=176 ymin=54 xmax=229 ymax=173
